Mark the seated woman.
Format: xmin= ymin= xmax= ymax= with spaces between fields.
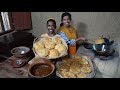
xmin=41 ymin=18 xmax=59 ymax=38
xmin=29 ymin=18 xmax=60 ymax=64
xmin=32 ymin=18 xmax=70 ymax=63
xmin=58 ymin=12 xmax=86 ymax=55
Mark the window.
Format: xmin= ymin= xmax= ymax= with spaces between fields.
xmin=0 ymin=12 xmax=32 ymax=35
xmin=0 ymin=22 xmax=2 ymax=33
xmin=0 ymin=12 xmax=13 ymax=35
xmin=1 ymin=12 xmax=11 ymax=31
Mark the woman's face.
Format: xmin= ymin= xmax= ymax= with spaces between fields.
xmin=47 ymin=21 xmax=56 ymax=33
xmin=62 ymin=16 xmax=71 ymax=27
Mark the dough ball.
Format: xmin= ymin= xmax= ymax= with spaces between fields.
xmin=59 ymin=62 xmax=70 ymax=72
xmin=76 ymin=72 xmax=87 ymax=78
xmin=63 ymin=71 xmax=76 ymax=78
xmin=42 ymin=37 xmax=52 ymax=43
xmin=69 ymin=62 xmax=81 ymax=74
xmin=36 ymin=48 xmax=49 ymax=57
xmin=53 ymin=37 xmax=62 ymax=44
xmin=33 ymin=41 xmax=44 ymax=50
xmin=95 ymin=38 xmax=104 ymax=44
xmin=55 ymin=44 xmax=67 ymax=54
xmin=49 ymin=49 xmax=59 ymax=58
xmin=80 ymin=58 xmax=89 ymax=65
xmin=45 ymin=41 xmax=56 ymax=50
xmin=81 ymin=66 xmax=92 ymax=74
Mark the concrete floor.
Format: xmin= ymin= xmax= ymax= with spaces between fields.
xmin=77 ymin=44 xmax=120 ymax=78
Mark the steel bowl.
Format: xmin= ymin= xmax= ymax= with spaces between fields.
xmin=92 ymin=44 xmax=115 ymax=56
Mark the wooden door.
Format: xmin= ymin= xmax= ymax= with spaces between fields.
xmin=11 ymin=12 xmax=32 ymax=30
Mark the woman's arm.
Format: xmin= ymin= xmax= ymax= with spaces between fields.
xmin=76 ymin=37 xmax=86 ymax=43
xmin=76 ymin=30 xmax=86 ymax=43
xmin=58 ymin=31 xmax=76 ymax=45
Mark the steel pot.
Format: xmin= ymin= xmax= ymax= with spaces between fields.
xmin=84 ymin=43 xmax=115 ymax=56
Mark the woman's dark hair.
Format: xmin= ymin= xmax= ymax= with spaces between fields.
xmin=47 ymin=19 xmax=56 ymax=28
xmin=61 ymin=12 xmax=72 ymax=21
xmin=60 ymin=12 xmax=72 ymax=26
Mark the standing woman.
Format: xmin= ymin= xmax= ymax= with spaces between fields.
xmin=58 ymin=12 xmax=86 ymax=56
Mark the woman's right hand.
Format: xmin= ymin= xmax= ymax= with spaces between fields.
xmin=76 ymin=37 xmax=86 ymax=43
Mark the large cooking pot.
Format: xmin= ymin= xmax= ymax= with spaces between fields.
xmin=92 ymin=43 xmax=115 ymax=56
xmin=84 ymin=35 xmax=115 ymax=56
xmin=84 ymin=43 xmax=115 ymax=56
xmin=102 ymin=38 xmax=114 ymax=46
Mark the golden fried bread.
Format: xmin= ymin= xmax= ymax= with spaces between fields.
xmin=58 ymin=56 xmax=93 ymax=78
xmin=76 ymin=72 xmax=87 ymax=78
xmin=81 ymin=66 xmax=92 ymax=74
xmin=63 ymin=71 xmax=76 ymax=78
xmin=65 ymin=60 xmax=73 ymax=66
xmin=33 ymin=42 xmax=44 ymax=50
xmin=69 ymin=67 xmax=80 ymax=74
xmin=45 ymin=41 xmax=56 ymax=50
xmin=69 ymin=61 xmax=81 ymax=74
xmin=36 ymin=48 xmax=49 ymax=57
xmin=60 ymin=70 xmax=66 ymax=77
xmin=59 ymin=62 xmax=70 ymax=71
xmin=72 ymin=60 xmax=81 ymax=67
xmin=80 ymin=58 xmax=89 ymax=65
xmin=95 ymin=38 xmax=104 ymax=44
xmin=74 ymin=54 xmax=82 ymax=59
xmin=55 ymin=44 xmax=67 ymax=54
xmin=33 ymin=35 xmax=68 ymax=59
xmin=49 ymin=49 xmax=59 ymax=58
xmin=42 ymin=37 xmax=52 ymax=43
xmin=41 ymin=33 xmax=49 ymax=38
xmin=53 ymin=37 xmax=62 ymax=44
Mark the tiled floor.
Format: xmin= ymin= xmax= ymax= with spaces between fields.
xmin=77 ymin=44 xmax=120 ymax=78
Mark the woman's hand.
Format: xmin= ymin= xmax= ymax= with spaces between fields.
xmin=76 ymin=37 xmax=86 ymax=43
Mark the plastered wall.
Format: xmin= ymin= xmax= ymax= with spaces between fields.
xmin=30 ymin=12 xmax=120 ymax=43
